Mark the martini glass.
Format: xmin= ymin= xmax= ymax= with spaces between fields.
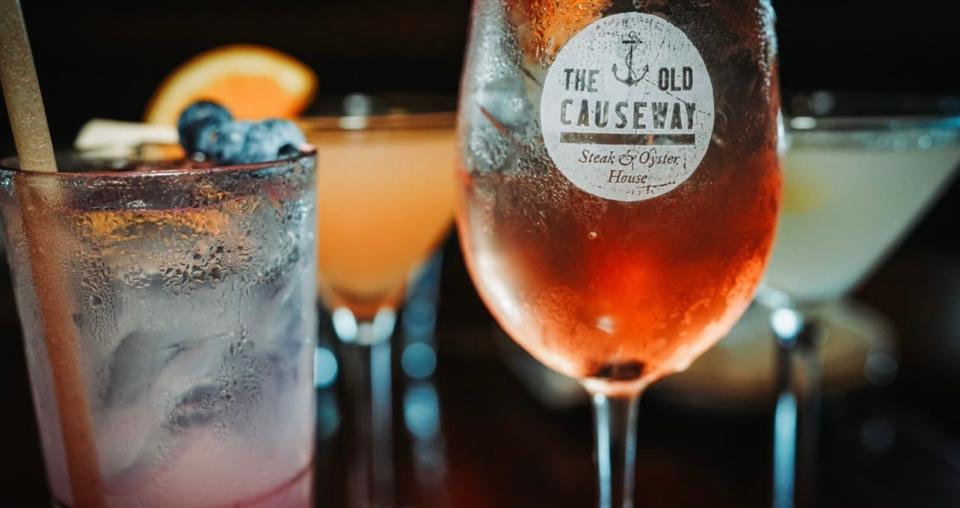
xmin=300 ymin=95 xmax=456 ymax=507
xmin=762 ymin=92 xmax=960 ymax=508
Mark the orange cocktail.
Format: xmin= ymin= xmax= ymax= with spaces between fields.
xmin=304 ymin=112 xmax=456 ymax=320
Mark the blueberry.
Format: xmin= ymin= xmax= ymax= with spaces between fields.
xmin=192 ymin=121 xmax=221 ymax=157
xmin=205 ymin=121 xmax=255 ymax=165
xmin=242 ymin=119 xmax=307 ymax=163
xmin=260 ymin=119 xmax=306 ymax=150
xmin=177 ymin=101 xmax=233 ymax=155
xmin=198 ymin=118 xmax=307 ymax=165
xmin=251 ymin=119 xmax=307 ymax=161
xmin=233 ymin=122 xmax=281 ymax=164
xmin=277 ymin=144 xmax=301 ymax=159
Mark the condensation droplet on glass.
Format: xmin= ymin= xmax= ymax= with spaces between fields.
xmin=596 ymin=315 xmax=615 ymax=334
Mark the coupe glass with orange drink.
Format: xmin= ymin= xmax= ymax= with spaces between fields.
xmin=301 ymin=94 xmax=457 ymax=507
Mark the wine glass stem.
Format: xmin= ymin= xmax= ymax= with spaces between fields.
xmin=591 ymin=391 xmax=641 ymax=508
xmin=340 ymin=317 xmax=397 ymax=508
xmin=771 ymin=309 xmax=823 ymax=508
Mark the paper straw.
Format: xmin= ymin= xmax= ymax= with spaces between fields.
xmin=0 ymin=0 xmax=105 ymax=506
xmin=0 ymin=0 xmax=54 ymax=170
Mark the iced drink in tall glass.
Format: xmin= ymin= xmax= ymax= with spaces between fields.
xmin=0 ymin=151 xmax=318 ymax=508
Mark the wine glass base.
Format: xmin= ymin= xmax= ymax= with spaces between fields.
xmin=653 ymin=299 xmax=897 ymax=412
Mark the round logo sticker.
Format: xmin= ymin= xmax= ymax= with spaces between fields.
xmin=540 ymin=12 xmax=715 ymax=202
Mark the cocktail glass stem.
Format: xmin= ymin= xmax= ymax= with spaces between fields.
xmin=770 ymin=307 xmax=824 ymax=508
xmin=335 ymin=308 xmax=398 ymax=508
xmin=590 ymin=391 xmax=641 ymax=508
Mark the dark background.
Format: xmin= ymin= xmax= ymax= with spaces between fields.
xmin=2 ymin=1 xmax=959 ymax=506
xmin=3 ymin=1 xmax=960 ymax=146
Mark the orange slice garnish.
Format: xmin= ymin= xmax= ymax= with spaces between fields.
xmin=144 ymin=44 xmax=317 ymax=125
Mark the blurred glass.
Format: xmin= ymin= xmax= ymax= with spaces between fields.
xmin=656 ymin=300 xmax=897 ymax=409
xmin=761 ymin=91 xmax=960 ymax=508
xmin=400 ymin=251 xmax=451 ymax=505
xmin=301 ymin=95 xmax=456 ymax=507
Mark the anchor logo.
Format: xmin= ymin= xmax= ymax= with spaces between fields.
xmin=612 ymin=31 xmax=649 ymax=86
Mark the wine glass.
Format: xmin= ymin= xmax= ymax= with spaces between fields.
xmin=300 ymin=94 xmax=457 ymax=507
xmin=456 ymin=2 xmax=781 ymax=507
xmin=762 ymin=91 xmax=960 ymax=508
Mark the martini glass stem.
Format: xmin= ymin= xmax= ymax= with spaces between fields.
xmin=336 ymin=308 xmax=397 ymax=507
xmin=591 ymin=391 xmax=641 ymax=508
xmin=771 ymin=308 xmax=824 ymax=508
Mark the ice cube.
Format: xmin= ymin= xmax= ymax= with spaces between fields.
xmin=102 ymin=330 xmax=177 ymax=408
xmin=167 ymin=383 xmax=225 ymax=430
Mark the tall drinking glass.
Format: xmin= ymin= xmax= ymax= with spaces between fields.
xmin=457 ymin=2 xmax=781 ymax=507
xmin=762 ymin=92 xmax=960 ymax=508
xmin=301 ymin=97 xmax=456 ymax=507
xmin=0 ymin=151 xmax=318 ymax=507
